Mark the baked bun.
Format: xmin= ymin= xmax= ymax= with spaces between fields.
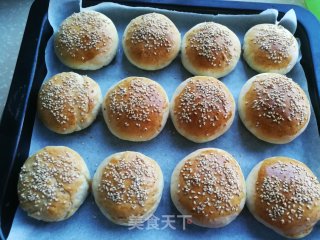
xmin=17 ymin=146 xmax=90 ymax=222
xmin=54 ymin=11 xmax=118 ymax=70
xmin=171 ymin=148 xmax=246 ymax=228
xmin=122 ymin=13 xmax=181 ymax=70
xmin=102 ymin=77 xmax=169 ymax=141
xmin=181 ymin=22 xmax=241 ymax=78
xmin=246 ymin=157 xmax=320 ymax=238
xmin=92 ymin=151 xmax=163 ymax=225
xmin=243 ymin=24 xmax=299 ymax=74
xmin=38 ymin=72 xmax=102 ymax=134
xmin=170 ymin=76 xmax=235 ymax=143
xmin=238 ymin=73 xmax=310 ymax=144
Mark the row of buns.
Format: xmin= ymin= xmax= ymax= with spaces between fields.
xmin=18 ymin=146 xmax=320 ymax=238
xmin=38 ymin=72 xmax=310 ymax=144
xmin=54 ymin=11 xmax=299 ymax=76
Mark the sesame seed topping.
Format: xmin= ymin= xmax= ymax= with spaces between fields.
xmin=178 ymin=151 xmax=242 ymax=216
xmin=246 ymin=75 xmax=309 ymax=126
xmin=256 ymin=160 xmax=320 ymax=224
xmin=251 ymin=24 xmax=295 ymax=63
xmin=129 ymin=13 xmax=173 ymax=52
xmin=98 ymin=153 xmax=156 ymax=207
xmin=18 ymin=149 xmax=81 ymax=208
xmin=108 ymin=78 xmax=165 ymax=128
xmin=55 ymin=11 xmax=111 ymax=61
xmin=188 ymin=22 xmax=236 ymax=66
xmin=39 ymin=73 xmax=95 ymax=127
xmin=174 ymin=79 xmax=232 ymax=128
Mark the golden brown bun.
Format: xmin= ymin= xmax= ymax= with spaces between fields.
xmin=181 ymin=22 xmax=241 ymax=78
xmin=170 ymin=76 xmax=235 ymax=143
xmin=171 ymin=148 xmax=246 ymax=228
xmin=37 ymin=72 xmax=102 ymax=134
xmin=17 ymin=146 xmax=90 ymax=222
xmin=102 ymin=77 xmax=169 ymax=141
xmin=92 ymin=151 xmax=163 ymax=226
xmin=246 ymin=157 xmax=320 ymax=238
xmin=238 ymin=73 xmax=310 ymax=144
xmin=122 ymin=13 xmax=181 ymax=70
xmin=243 ymin=24 xmax=299 ymax=74
xmin=54 ymin=11 xmax=118 ymax=70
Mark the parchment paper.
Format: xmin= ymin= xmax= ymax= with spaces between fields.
xmin=8 ymin=0 xmax=320 ymax=239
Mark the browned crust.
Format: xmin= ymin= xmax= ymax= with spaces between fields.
xmin=241 ymin=74 xmax=310 ymax=143
xmin=244 ymin=38 xmax=293 ymax=70
xmin=103 ymin=77 xmax=169 ymax=141
xmin=37 ymin=72 xmax=101 ymax=134
xmin=243 ymin=24 xmax=298 ymax=73
xmin=17 ymin=146 xmax=89 ymax=221
xmin=54 ymin=33 xmax=111 ymax=65
xmin=122 ymin=13 xmax=180 ymax=70
xmin=93 ymin=151 xmax=163 ymax=224
xmin=124 ymin=35 xmax=179 ymax=67
xmin=173 ymin=149 xmax=245 ymax=226
xmin=254 ymin=157 xmax=320 ymax=238
xmin=185 ymin=37 xmax=235 ymax=71
xmin=172 ymin=77 xmax=235 ymax=140
xmin=54 ymin=11 xmax=117 ymax=67
xmin=182 ymin=22 xmax=240 ymax=75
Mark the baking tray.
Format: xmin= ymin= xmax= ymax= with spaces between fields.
xmin=0 ymin=0 xmax=320 ymax=239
